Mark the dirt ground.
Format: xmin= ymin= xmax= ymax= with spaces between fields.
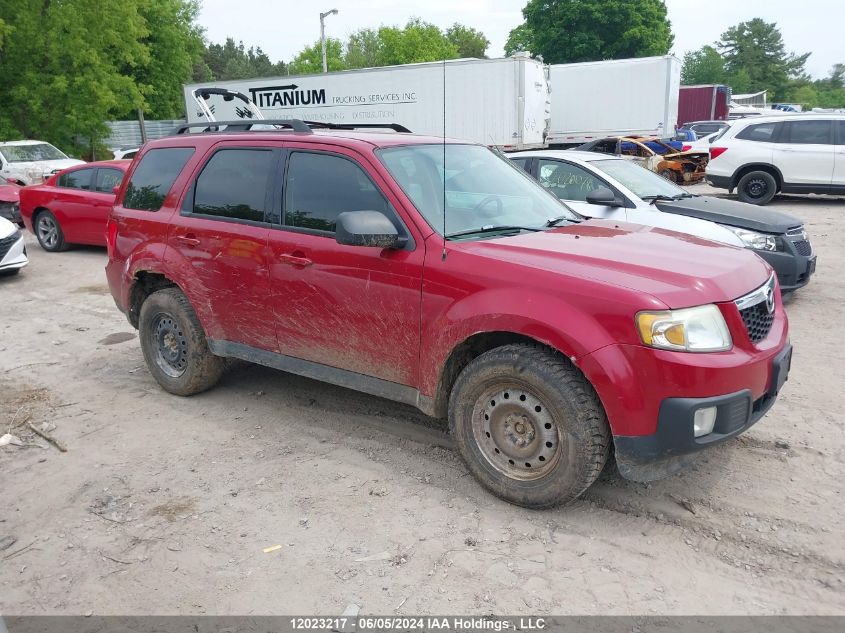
xmin=1 ymin=184 xmax=843 ymax=616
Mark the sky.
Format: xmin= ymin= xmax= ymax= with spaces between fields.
xmin=198 ymin=0 xmax=843 ymax=79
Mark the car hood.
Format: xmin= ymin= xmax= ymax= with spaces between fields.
xmin=465 ymin=220 xmax=771 ymax=309
xmin=0 ymin=216 xmax=18 ymax=238
xmin=8 ymin=159 xmax=85 ymax=182
xmin=655 ymin=195 xmax=801 ymax=233
xmin=0 ymin=184 xmax=20 ymax=203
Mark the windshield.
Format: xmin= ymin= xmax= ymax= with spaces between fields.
xmin=378 ymin=144 xmax=578 ymax=237
xmin=590 ymin=158 xmax=688 ymax=199
xmin=0 ymin=143 xmax=68 ymax=162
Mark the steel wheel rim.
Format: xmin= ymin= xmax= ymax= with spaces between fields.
xmin=37 ymin=215 xmax=58 ymax=248
xmin=471 ymin=383 xmax=563 ymax=481
xmin=746 ymin=178 xmax=767 ymax=199
xmin=151 ymin=313 xmax=188 ymax=378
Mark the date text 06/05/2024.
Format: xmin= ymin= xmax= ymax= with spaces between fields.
xmin=290 ymin=616 xmax=547 ymax=631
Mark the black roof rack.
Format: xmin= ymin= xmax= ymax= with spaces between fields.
xmin=300 ymin=121 xmax=412 ymax=133
xmin=172 ymin=119 xmax=412 ymax=135
xmin=173 ymin=120 xmax=314 ymax=134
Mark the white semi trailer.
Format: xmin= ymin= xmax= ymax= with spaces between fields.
xmin=546 ymin=55 xmax=681 ymax=146
xmin=184 ymin=54 xmax=551 ymax=150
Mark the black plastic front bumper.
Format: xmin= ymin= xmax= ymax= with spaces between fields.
xmin=614 ymin=343 xmax=793 ymax=482
xmin=758 ymin=246 xmax=815 ymax=293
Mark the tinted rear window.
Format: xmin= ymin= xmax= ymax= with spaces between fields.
xmin=192 ymin=149 xmax=275 ymax=223
xmin=124 ymin=148 xmax=194 ymax=211
xmin=58 ymin=168 xmax=93 ymax=190
xmin=736 ymin=122 xmax=779 ymax=142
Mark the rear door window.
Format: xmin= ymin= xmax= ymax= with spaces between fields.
xmin=786 ymin=120 xmax=834 ymax=145
xmin=124 ymin=147 xmax=194 ymax=211
xmin=837 ymin=120 xmax=845 ymax=145
xmin=58 ymin=168 xmax=94 ymax=190
xmin=736 ymin=123 xmax=779 ymax=142
xmin=190 ymin=148 xmax=276 ymax=223
xmin=95 ymin=168 xmax=124 ymax=193
xmin=284 ymin=152 xmax=389 ymax=233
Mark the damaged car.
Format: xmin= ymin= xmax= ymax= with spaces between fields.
xmin=0 ymin=174 xmax=22 ymax=225
xmin=575 ymin=136 xmax=709 ymax=184
xmin=0 ymin=140 xmax=85 ymax=186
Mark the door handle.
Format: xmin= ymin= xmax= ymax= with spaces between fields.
xmin=174 ymin=234 xmax=200 ymax=248
xmin=280 ymin=253 xmax=313 ymax=267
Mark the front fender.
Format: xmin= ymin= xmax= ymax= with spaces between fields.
xmin=418 ymin=285 xmax=636 ymax=399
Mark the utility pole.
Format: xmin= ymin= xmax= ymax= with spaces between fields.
xmin=320 ymin=9 xmax=338 ymax=73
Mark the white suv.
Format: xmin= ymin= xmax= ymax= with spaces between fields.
xmin=705 ymin=114 xmax=845 ymax=205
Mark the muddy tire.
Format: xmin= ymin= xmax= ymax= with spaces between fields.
xmin=448 ymin=343 xmax=611 ymax=508
xmin=737 ymin=170 xmax=777 ymax=205
xmin=34 ymin=210 xmax=67 ymax=252
xmin=138 ymin=287 xmax=224 ymax=396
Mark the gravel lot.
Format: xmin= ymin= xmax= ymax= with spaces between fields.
xmin=1 ymin=185 xmax=843 ymax=616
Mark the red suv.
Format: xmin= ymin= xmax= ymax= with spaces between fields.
xmin=105 ymin=121 xmax=791 ymax=508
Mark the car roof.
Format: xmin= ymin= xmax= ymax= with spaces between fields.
xmin=68 ymin=159 xmax=130 ymax=170
xmin=144 ymin=129 xmax=472 ymax=151
xmin=507 ymin=149 xmax=623 ymax=164
xmin=731 ymin=113 xmax=845 ymax=125
xmin=0 ymin=140 xmax=57 ymax=147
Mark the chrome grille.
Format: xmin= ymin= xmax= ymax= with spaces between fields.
xmin=735 ymin=274 xmax=776 ymax=344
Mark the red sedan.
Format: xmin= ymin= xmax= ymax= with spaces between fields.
xmin=20 ymin=160 xmax=130 ymax=252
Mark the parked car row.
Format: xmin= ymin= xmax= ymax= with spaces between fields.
xmin=508 ymin=150 xmax=815 ymax=292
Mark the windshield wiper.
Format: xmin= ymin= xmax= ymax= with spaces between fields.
xmin=545 ymin=215 xmax=581 ymax=227
xmin=446 ymin=225 xmax=542 ymax=239
xmin=641 ymin=194 xmax=678 ymax=206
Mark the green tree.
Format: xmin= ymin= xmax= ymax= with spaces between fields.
xmin=504 ymin=23 xmax=535 ymax=56
xmin=508 ymin=0 xmax=673 ymax=64
xmin=812 ymin=64 xmax=845 ymax=108
xmin=0 ymin=0 xmax=149 ymax=153
xmin=345 ymin=28 xmax=384 ymax=68
xmin=445 ymin=24 xmax=489 ymax=58
xmin=377 ymin=19 xmax=459 ymax=66
xmin=130 ymin=0 xmax=205 ymax=119
xmin=717 ymin=18 xmax=810 ymax=100
xmin=289 ymin=37 xmax=347 ymax=75
xmin=199 ymin=37 xmax=287 ymax=81
xmin=681 ymin=45 xmax=726 ymax=85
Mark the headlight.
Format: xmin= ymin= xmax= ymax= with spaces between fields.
xmin=722 ymin=225 xmax=777 ymax=251
xmin=636 ymin=304 xmax=732 ymax=352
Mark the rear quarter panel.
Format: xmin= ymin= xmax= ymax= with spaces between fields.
xmin=107 ymin=145 xmax=199 ymax=317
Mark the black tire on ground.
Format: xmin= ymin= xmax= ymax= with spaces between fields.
xmin=0 ymin=268 xmax=21 ymax=276
xmin=736 ymin=170 xmax=777 ymax=205
xmin=138 ymin=287 xmax=225 ymax=396
xmin=34 ymin=210 xmax=68 ymax=252
xmin=448 ymin=343 xmax=611 ymax=509
xmin=659 ymin=169 xmax=676 ymax=183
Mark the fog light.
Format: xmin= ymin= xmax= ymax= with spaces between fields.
xmin=694 ymin=406 xmax=717 ymax=437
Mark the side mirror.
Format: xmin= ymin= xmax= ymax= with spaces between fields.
xmin=335 ymin=211 xmax=405 ymax=249
xmin=112 ymin=186 xmax=120 ymax=195
xmin=586 ymin=187 xmax=622 ymax=208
